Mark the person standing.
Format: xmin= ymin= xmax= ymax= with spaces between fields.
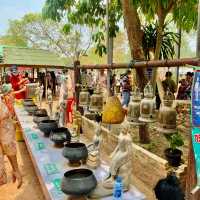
xmin=177 ymin=72 xmax=194 ymax=100
xmin=121 ymin=70 xmax=132 ymax=107
xmin=0 ymin=98 xmax=22 ymax=188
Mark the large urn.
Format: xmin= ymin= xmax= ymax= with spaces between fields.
xmin=157 ymin=91 xmax=177 ymax=134
xmin=127 ymin=87 xmax=142 ymax=125
xmin=89 ymin=86 xmax=103 ymax=112
xmin=79 ymin=87 xmax=90 ymax=107
xmin=139 ymin=82 xmax=156 ymax=123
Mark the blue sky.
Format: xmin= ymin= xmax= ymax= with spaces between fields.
xmin=0 ymin=0 xmax=46 ymax=35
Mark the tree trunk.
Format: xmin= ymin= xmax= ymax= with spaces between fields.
xmin=121 ymin=0 xmax=149 ymax=144
xmin=121 ymin=0 xmax=147 ymax=90
xmin=152 ymin=11 xmax=166 ymax=102
xmin=186 ymin=1 xmax=200 ymax=199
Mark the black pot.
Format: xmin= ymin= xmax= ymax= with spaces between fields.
xmin=61 ymin=168 xmax=97 ymax=195
xmin=38 ymin=120 xmax=58 ymax=137
xmin=23 ymin=99 xmax=34 ymax=106
xmin=62 ymin=143 xmax=88 ymax=163
xmin=33 ymin=114 xmax=50 ymax=124
xmin=50 ymin=127 xmax=71 ymax=147
xmin=164 ymin=148 xmax=182 ymax=167
xmin=24 ymin=105 xmax=38 ymax=115
xmin=34 ymin=109 xmax=48 ymax=116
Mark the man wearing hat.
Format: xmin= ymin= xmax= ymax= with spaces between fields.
xmin=9 ymin=65 xmax=29 ymax=99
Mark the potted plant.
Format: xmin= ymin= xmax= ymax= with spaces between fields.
xmin=164 ymin=133 xmax=184 ymax=167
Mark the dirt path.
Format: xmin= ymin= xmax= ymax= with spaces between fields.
xmin=0 ymin=142 xmax=45 ymax=200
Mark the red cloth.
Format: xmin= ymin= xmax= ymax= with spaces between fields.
xmin=66 ymin=98 xmax=74 ymax=123
xmin=9 ymin=74 xmax=26 ymax=99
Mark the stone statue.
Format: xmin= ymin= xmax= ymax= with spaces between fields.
xmin=59 ymin=101 xmax=66 ymax=127
xmin=39 ymin=85 xmax=44 ymax=108
xmin=54 ymin=105 xmax=60 ymax=125
xmin=35 ymin=83 xmax=40 ymax=103
xmin=89 ymin=122 xmax=133 ymax=198
xmin=47 ymin=88 xmax=53 ymax=117
xmin=87 ymin=121 xmax=102 ymax=168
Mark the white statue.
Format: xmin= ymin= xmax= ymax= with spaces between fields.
xmin=47 ymin=88 xmax=53 ymax=117
xmin=54 ymin=105 xmax=60 ymax=125
xmin=35 ymin=83 xmax=40 ymax=103
xmin=87 ymin=121 xmax=102 ymax=168
xmin=59 ymin=101 xmax=66 ymax=127
xmin=39 ymin=85 xmax=44 ymax=108
xmin=89 ymin=122 xmax=133 ymax=198
xmin=59 ymin=73 xmax=68 ymax=105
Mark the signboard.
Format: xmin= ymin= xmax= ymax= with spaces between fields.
xmin=192 ymin=69 xmax=200 ymax=185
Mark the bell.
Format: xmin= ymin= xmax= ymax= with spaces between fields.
xmin=79 ymin=87 xmax=90 ymax=107
xmin=89 ymin=86 xmax=103 ymax=112
xmin=102 ymin=96 xmax=125 ymax=124
xmin=127 ymin=87 xmax=143 ymax=125
xmin=139 ymin=82 xmax=156 ymax=123
xmin=157 ymin=90 xmax=177 ymax=134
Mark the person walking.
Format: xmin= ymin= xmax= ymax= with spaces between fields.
xmin=121 ymin=70 xmax=132 ymax=108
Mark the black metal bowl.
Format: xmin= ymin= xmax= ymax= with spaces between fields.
xmin=50 ymin=127 xmax=71 ymax=147
xmin=33 ymin=114 xmax=50 ymax=124
xmin=62 ymin=142 xmax=88 ymax=163
xmin=38 ymin=120 xmax=58 ymax=137
xmin=61 ymin=168 xmax=97 ymax=195
xmin=24 ymin=105 xmax=38 ymax=115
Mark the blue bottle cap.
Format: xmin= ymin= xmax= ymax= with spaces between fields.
xmin=116 ymin=176 xmax=122 ymax=182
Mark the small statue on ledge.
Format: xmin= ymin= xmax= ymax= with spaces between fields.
xmin=47 ymin=88 xmax=53 ymax=117
xmin=59 ymin=101 xmax=66 ymax=127
xmin=89 ymin=122 xmax=133 ymax=198
xmin=39 ymin=85 xmax=44 ymax=108
xmin=87 ymin=114 xmax=102 ymax=168
xmin=54 ymin=105 xmax=60 ymax=125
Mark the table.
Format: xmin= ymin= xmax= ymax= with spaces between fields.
xmin=15 ymin=106 xmax=146 ymax=200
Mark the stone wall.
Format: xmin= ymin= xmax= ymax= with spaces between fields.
xmin=82 ymin=116 xmax=187 ymax=199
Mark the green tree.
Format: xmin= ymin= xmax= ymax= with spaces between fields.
xmin=0 ymin=13 xmax=93 ymax=62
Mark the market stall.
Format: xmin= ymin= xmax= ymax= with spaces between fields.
xmin=14 ymin=104 xmax=145 ymax=200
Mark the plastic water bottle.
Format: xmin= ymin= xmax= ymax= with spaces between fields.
xmin=113 ymin=176 xmax=123 ymax=200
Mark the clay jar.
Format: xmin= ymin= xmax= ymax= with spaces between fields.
xmin=50 ymin=127 xmax=71 ymax=148
xmin=62 ymin=142 xmax=88 ymax=165
xmin=38 ymin=120 xmax=58 ymax=137
xmin=61 ymin=169 xmax=97 ymax=195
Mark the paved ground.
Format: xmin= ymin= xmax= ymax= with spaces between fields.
xmin=0 ymin=142 xmax=45 ymax=200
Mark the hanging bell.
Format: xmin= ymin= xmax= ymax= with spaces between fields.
xmin=127 ymin=87 xmax=143 ymax=125
xmin=157 ymin=90 xmax=177 ymax=134
xmin=102 ymin=96 xmax=125 ymax=124
xmin=79 ymin=87 xmax=90 ymax=107
xmin=139 ymin=82 xmax=156 ymax=123
xmin=89 ymin=86 xmax=103 ymax=112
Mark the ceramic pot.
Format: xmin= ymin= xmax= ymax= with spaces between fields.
xmin=61 ymin=168 xmax=97 ymax=195
xmin=24 ymin=105 xmax=38 ymax=115
xmin=62 ymin=142 xmax=88 ymax=163
xmin=23 ymin=99 xmax=34 ymax=106
xmin=50 ymin=127 xmax=71 ymax=147
xmin=38 ymin=120 xmax=58 ymax=137
xmin=33 ymin=114 xmax=50 ymax=124
xmin=164 ymin=148 xmax=182 ymax=167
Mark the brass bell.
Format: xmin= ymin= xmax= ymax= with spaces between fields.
xmin=89 ymin=86 xmax=103 ymax=112
xmin=139 ymin=82 xmax=156 ymax=123
xmin=79 ymin=87 xmax=90 ymax=107
xmin=127 ymin=87 xmax=143 ymax=125
xmin=157 ymin=90 xmax=177 ymax=134
xmin=102 ymin=95 xmax=125 ymax=124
